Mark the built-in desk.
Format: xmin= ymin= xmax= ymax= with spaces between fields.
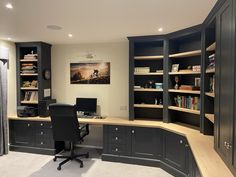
xmin=8 ymin=116 xmax=233 ymax=177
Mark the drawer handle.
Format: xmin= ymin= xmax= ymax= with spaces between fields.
xmin=27 ymin=124 xmax=30 ymax=127
xmin=115 ymin=137 xmax=118 ymax=141
xmin=115 ymin=128 xmax=118 ymax=131
xmin=180 ymin=140 xmax=183 ymax=144
xmin=40 ymin=123 xmax=44 ymax=126
xmin=40 ymin=132 xmax=44 ymax=135
xmin=115 ymin=148 xmax=118 ymax=152
xmin=131 ymin=130 xmax=135 ymax=134
xmin=40 ymin=142 xmax=44 ymax=145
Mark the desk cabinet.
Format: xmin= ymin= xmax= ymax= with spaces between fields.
xmin=163 ymin=130 xmax=189 ymax=173
xmin=9 ymin=120 xmax=63 ymax=155
xmin=103 ymin=125 xmax=200 ymax=177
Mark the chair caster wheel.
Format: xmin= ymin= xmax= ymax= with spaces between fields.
xmin=80 ymin=163 xmax=84 ymax=168
xmin=57 ymin=166 xmax=61 ymax=171
xmin=53 ymin=157 xmax=57 ymax=161
xmin=86 ymin=153 xmax=89 ymax=158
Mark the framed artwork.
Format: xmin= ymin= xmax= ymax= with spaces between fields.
xmin=194 ymin=77 xmax=201 ymax=87
xmin=171 ymin=64 xmax=179 ymax=72
xmin=70 ymin=62 xmax=110 ymax=84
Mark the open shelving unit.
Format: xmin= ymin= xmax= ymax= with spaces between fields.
xmin=167 ymin=29 xmax=202 ymax=128
xmin=128 ymin=38 xmax=164 ymax=121
xmin=16 ymin=42 xmax=52 ymax=116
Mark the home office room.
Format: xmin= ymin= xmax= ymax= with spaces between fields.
xmin=0 ymin=0 xmax=236 ymax=177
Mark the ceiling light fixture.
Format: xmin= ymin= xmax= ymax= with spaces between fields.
xmin=68 ymin=34 xmax=73 ymax=38
xmin=5 ymin=3 xmax=13 ymax=9
xmin=158 ymin=28 xmax=163 ymax=32
xmin=7 ymin=37 xmax=12 ymax=40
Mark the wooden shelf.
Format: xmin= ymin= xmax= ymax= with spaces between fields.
xmin=205 ymin=92 xmax=215 ymax=98
xmin=168 ymin=89 xmax=200 ymax=94
xmin=21 ymin=101 xmax=38 ymax=104
xmin=168 ymin=106 xmax=200 ymax=115
xmin=134 ymin=104 xmax=163 ymax=109
xmin=134 ymin=55 xmax=164 ymax=60
xmin=20 ymin=73 xmax=38 ymax=76
xmin=206 ymin=68 xmax=215 ymax=73
xmin=169 ymin=50 xmax=201 ymax=58
xmin=205 ymin=113 xmax=214 ymax=123
xmin=20 ymin=87 xmax=38 ymax=90
xmin=20 ymin=59 xmax=38 ymax=62
xmin=134 ymin=88 xmax=163 ymax=92
xmin=134 ymin=72 xmax=163 ymax=76
xmin=169 ymin=71 xmax=201 ymax=75
xmin=206 ymin=42 xmax=216 ymax=52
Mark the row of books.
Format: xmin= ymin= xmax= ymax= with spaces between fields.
xmin=174 ymin=95 xmax=200 ymax=110
xmin=134 ymin=67 xmax=150 ymax=73
xmin=23 ymin=91 xmax=38 ymax=101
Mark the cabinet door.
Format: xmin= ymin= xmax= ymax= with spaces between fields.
xmin=163 ymin=131 xmax=188 ymax=173
xmin=9 ymin=120 xmax=34 ymax=146
xmin=215 ymin=0 xmax=234 ymax=162
xmin=131 ymin=127 xmax=162 ymax=159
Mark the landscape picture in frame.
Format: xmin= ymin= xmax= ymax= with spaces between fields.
xmin=70 ymin=62 xmax=110 ymax=84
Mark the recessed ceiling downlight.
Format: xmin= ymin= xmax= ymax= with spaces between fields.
xmin=5 ymin=3 xmax=13 ymax=9
xmin=47 ymin=25 xmax=62 ymax=30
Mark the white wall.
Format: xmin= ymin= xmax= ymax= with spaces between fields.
xmin=51 ymin=42 xmax=129 ymax=118
xmin=0 ymin=40 xmax=16 ymax=116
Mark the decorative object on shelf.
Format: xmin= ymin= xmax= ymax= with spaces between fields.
xmin=21 ymin=63 xmax=37 ymax=74
xmin=179 ymin=85 xmax=200 ymax=91
xmin=156 ymin=69 xmax=163 ymax=73
xmin=155 ymin=83 xmax=163 ymax=89
xmin=159 ymin=99 xmax=163 ymax=105
xmin=22 ymin=51 xmax=38 ymax=61
xmin=210 ymin=75 xmax=215 ymax=93
xmin=171 ymin=64 xmax=179 ymax=72
xmin=22 ymin=80 xmax=38 ymax=88
xmin=70 ymin=62 xmax=110 ymax=84
xmin=154 ymin=98 xmax=158 ymax=105
xmin=148 ymin=80 xmax=154 ymax=88
xmin=194 ymin=77 xmax=201 ymax=87
xmin=192 ymin=65 xmax=201 ymax=72
xmin=43 ymin=69 xmax=51 ymax=80
xmin=134 ymin=85 xmax=141 ymax=89
xmin=174 ymin=76 xmax=180 ymax=89
xmin=23 ymin=91 xmax=38 ymax=101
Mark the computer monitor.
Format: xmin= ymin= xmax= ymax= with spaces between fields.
xmin=76 ymin=98 xmax=97 ymax=116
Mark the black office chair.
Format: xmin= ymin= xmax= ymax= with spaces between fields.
xmin=49 ymin=103 xmax=89 ymax=170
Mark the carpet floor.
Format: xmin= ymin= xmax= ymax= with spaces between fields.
xmin=0 ymin=150 xmax=173 ymax=177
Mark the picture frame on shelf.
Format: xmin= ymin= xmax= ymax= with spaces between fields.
xmin=194 ymin=77 xmax=201 ymax=87
xmin=171 ymin=64 xmax=179 ymax=72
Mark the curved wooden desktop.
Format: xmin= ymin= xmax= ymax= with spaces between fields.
xmin=8 ymin=115 xmax=233 ymax=177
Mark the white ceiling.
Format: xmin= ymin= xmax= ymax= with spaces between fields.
xmin=0 ymin=0 xmax=217 ymax=44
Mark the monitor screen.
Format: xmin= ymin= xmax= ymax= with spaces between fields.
xmin=76 ymin=98 xmax=97 ymax=115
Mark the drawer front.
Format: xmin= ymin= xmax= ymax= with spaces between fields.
xmin=108 ymin=134 xmax=126 ymax=144
xmin=108 ymin=125 xmax=126 ymax=134
xmin=108 ymin=144 xmax=126 ymax=155
xmin=35 ymin=135 xmax=54 ymax=148
xmin=35 ymin=121 xmax=52 ymax=129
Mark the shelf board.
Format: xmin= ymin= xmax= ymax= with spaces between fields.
xmin=205 ymin=92 xmax=215 ymax=98
xmin=134 ymin=72 xmax=163 ymax=76
xmin=20 ymin=87 xmax=38 ymax=90
xmin=134 ymin=55 xmax=164 ymax=60
xmin=169 ymin=71 xmax=201 ymax=75
xmin=205 ymin=113 xmax=214 ymax=123
xmin=134 ymin=104 xmax=163 ymax=109
xmin=134 ymin=88 xmax=163 ymax=92
xmin=169 ymin=50 xmax=201 ymax=58
xmin=168 ymin=106 xmax=200 ymax=115
xmin=168 ymin=89 xmax=200 ymax=94
xmin=206 ymin=68 xmax=215 ymax=74
xmin=206 ymin=42 xmax=216 ymax=52
xmin=21 ymin=101 xmax=38 ymax=104
xmin=20 ymin=73 xmax=38 ymax=76
xmin=20 ymin=59 xmax=38 ymax=62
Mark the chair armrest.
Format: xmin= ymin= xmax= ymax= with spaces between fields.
xmin=79 ymin=124 xmax=89 ymax=136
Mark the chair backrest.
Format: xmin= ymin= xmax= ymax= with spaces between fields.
xmin=49 ymin=103 xmax=79 ymax=142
